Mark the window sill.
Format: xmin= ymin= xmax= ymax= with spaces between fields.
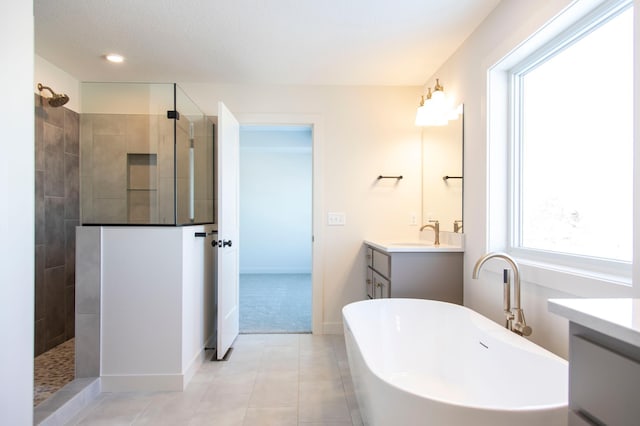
xmin=479 ymin=257 xmax=632 ymax=298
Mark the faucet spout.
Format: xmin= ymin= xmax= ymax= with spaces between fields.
xmin=472 ymin=252 xmax=532 ymax=336
xmin=419 ymin=220 xmax=440 ymax=245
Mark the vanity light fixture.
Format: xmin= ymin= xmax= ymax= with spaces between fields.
xmin=415 ymin=78 xmax=460 ymax=127
xmin=104 ymin=53 xmax=125 ymax=63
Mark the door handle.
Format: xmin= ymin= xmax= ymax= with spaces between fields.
xmin=212 ymin=239 xmax=233 ymax=248
xmin=212 ymin=240 xmax=221 ymax=247
xmin=223 ymin=240 xmax=232 ymax=247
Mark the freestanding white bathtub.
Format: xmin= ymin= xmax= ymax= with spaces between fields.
xmin=343 ymin=299 xmax=568 ymax=426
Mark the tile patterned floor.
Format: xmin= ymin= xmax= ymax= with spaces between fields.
xmin=34 ymin=338 xmax=75 ymax=407
xmin=240 ymin=274 xmax=312 ymax=333
xmin=64 ymin=334 xmax=363 ymax=425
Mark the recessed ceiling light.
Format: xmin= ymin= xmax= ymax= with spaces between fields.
xmin=104 ymin=53 xmax=125 ymax=63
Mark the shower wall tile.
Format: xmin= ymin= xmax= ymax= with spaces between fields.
xmin=92 ymin=114 xmax=125 ymax=135
xmin=127 ymin=191 xmax=158 ymax=223
xmin=148 ymin=115 xmax=161 ymax=152
xmin=65 ymin=220 xmax=78 ymax=287
xmin=126 ymin=115 xmax=153 ymax=153
xmin=35 ymin=244 xmax=45 ymax=321
xmin=45 ymin=197 xmax=65 ymax=268
xmin=35 ymin=170 xmax=45 ymax=245
xmin=80 ymin=116 xmax=93 ymax=178
xmin=76 ymin=314 xmax=100 ymax=378
xmin=35 ymin=319 xmax=46 ymax=356
xmin=81 ymin=182 xmax=94 ymax=224
xmin=93 ymin=198 xmax=126 ymax=223
xmin=158 ymin=120 xmax=175 ymax=179
xmin=44 ymin=266 xmax=66 ymax=347
xmin=158 ymin=177 xmax=175 ymax=224
xmin=93 ymin=134 xmax=126 ymax=198
xmin=64 ymin=109 xmax=79 ymax=155
xmin=76 ymin=227 xmax=101 ymax=315
xmin=43 ymin=100 xmax=65 ymax=128
xmin=75 ymin=226 xmax=101 ymax=376
xmin=44 ymin=122 xmax=65 ymax=198
xmin=35 ymin=100 xmax=79 ymax=355
xmin=65 ymin=153 xmax=80 ymax=219
xmin=65 ymin=285 xmax=75 ymax=340
xmin=35 ymin=95 xmax=45 ymax=171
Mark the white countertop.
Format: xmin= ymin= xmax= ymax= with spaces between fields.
xmin=548 ymin=298 xmax=640 ymax=348
xmin=364 ymin=239 xmax=464 ymax=253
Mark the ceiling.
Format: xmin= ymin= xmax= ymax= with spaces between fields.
xmin=34 ymin=0 xmax=500 ymax=86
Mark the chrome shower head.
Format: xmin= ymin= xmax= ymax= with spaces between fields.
xmin=37 ymin=83 xmax=69 ymax=107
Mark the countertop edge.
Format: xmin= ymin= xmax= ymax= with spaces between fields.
xmin=364 ymin=240 xmax=464 ymax=253
xmin=548 ymin=298 xmax=640 ymax=348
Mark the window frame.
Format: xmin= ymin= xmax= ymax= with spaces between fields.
xmin=505 ymin=0 xmax=633 ymax=282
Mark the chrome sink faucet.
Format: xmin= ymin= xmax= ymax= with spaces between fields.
xmin=420 ymin=220 xmax=439 ymax=245
xmin=472 ymin=252 xmax=532 ymax=336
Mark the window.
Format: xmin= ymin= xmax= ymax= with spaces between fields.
xmin=509 ymin=1 xmax=633 ymax=271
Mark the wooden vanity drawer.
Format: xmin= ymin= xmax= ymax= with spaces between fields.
xmin=371 ymin=249 xmax=390 ymax=278
xmin=570 ymin=334 xmax=640 ymax=425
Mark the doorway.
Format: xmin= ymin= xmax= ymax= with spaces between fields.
xmin=238 ymin=125 xmax=313 ymax=333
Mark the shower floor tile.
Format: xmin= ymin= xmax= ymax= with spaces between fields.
xmin=240 ymin=273 xmax=311 ymax=333
xmin=34 ymin=338 xmax=75 ymax=407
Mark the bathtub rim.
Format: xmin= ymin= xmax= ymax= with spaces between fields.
xmin=342 ymin=298 xmax=568 ymax=413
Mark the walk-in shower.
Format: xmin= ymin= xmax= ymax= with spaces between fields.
xmin=37 ymin=83 xmax=69 ymax=107
xmin=35 ymin=82 xmax=217 ymax=422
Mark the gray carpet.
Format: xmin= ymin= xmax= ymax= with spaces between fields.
xmin=239 ymin=273 xmax=312 ymax=333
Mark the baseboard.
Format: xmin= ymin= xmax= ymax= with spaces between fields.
xmin=100 ymin=374 xmax=184 ymax=392
xmin=183 ymin=334 xmax=217 ymax=387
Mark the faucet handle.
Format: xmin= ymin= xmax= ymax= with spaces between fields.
xmin=513 ymin=322 xmax=532 ymax=336
xmin=428 ymin=219 xmax=439 ymax=224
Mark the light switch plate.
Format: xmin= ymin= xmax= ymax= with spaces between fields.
xmin=328 ymin=212 xmax=346 ymax=226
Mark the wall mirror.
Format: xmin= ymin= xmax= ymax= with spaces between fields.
xmin=421 ymin=105 xmax=464 ymax=233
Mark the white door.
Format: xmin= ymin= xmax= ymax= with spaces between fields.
xmin=216 ymin=101 xmax=240 ymax=360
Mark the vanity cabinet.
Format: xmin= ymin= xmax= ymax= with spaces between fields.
xmin=365 ymin=245 xmax=462 ymax=303
xmin=568 ymin=323 xmax=640 ymax=425
xmin=548 ymin=299 xmax=640 ymax=426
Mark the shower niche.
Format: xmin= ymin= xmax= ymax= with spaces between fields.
xmin=80 ymin=83 xmax=215 ymax=226
xmin=127 ymin=153 xmax=158 ymax=223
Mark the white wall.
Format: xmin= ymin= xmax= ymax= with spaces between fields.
xmin=239 ymin=128 xmax=312 ymax=274
xmin=424 ymin=0 xmax=640 ymax=358
xmin=180 ymin=83 xmax=423 ymax=331
xmin=1 ymin=2 xmax=34 ymax=424
xmin=634 ymin=0 xmax=640 ymax=298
